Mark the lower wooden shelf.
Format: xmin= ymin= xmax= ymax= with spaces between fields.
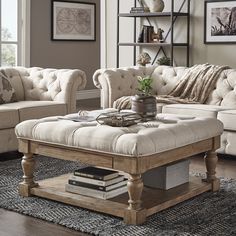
xmin=30 ymin=174 xmax=212 ymax=219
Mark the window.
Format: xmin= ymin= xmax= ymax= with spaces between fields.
xmin=0 ymin=0 xmax=30 ymax=67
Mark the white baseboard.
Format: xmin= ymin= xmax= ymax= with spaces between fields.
xmin=76 ymin=89 xmax=100 ymax=100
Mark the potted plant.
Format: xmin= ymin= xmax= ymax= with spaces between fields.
xmin=157 ymin=56 xmax=171 ymax=66
xmin=131 ymin=76 xmax=157 ymax=119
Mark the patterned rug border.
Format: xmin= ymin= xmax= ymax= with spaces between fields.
xmin=0 ymin=156 xmax=236 ymax=236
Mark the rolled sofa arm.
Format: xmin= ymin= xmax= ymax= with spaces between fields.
xmin=18 ymin=67 xmax=87 ymax=113
xmin=49 ymin=69 xmax=87 ymax=113
xmin=93 ymin=66 xmax=157 ymax=108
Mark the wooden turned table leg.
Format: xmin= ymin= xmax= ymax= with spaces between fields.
xmin=124 ymin=174 xmax=146 ymax=225
xmin=204 ymin=150 xmax=220 ymax=192
xmin=19 ymin=153 xmax=38 ymax=197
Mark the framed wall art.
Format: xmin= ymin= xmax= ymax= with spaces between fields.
xmin=51 ymin=0 xmax=96 ymax=41
xmin=204 ymin=0 xmax=236 ymax=44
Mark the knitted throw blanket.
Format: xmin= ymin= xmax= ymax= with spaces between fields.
xmin=114 ymin=64 xmax=230 ymax=109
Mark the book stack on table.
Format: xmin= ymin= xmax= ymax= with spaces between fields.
xmin=65 ymin=166 xmax=128 ymax=200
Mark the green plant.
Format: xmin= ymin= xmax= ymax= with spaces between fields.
xmin=157 ymin=56 xmax=171 ymax=66
xmin=137 ymin=76 xmax=153 ymax=96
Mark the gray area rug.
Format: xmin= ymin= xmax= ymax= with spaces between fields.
xmin=0 ymin=156 xmax=235 ymax=236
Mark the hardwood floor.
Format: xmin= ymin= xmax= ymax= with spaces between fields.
xmin=1 ymin=98 xmax=235 ymax=235
xmin=0 ymin=208 xmax=87 ymax=236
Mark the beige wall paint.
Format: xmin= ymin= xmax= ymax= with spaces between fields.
xmin=30 ymin=0 xmax=100 ymax=89
xmin=105 ymin=0 xmax=236 ymax=68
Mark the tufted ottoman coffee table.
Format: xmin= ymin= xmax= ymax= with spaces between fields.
xmin=15 ymin=110 xmax=224 ymax=225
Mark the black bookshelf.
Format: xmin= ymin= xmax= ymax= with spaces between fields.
xmin=116 ymin=0 xmax=191 ymax=67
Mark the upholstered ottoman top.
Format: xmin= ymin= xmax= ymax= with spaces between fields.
xmin=15 ymin=109 xmax=223 ymax=157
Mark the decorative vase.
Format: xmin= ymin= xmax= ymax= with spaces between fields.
xmin=131 ymin=94 xmax=157 ymax=120
xmin=149 ymin=0 xmax=165 ymax=12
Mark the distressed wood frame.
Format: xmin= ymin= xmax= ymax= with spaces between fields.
xmin=18 ymin=136 xmax=220 ymax=225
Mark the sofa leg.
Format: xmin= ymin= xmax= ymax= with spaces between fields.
xmin=19 ymin=153 xmax=38 ymax=197
xmin=204 ymin=151 xmax=220 ymax=192
xmin=124 ymin=174 xmax=146 ymax=225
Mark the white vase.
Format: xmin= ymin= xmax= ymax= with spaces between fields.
xmin=149 ymin=0 xmax=165 ymax=12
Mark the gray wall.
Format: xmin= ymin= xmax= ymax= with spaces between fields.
xmin=30 ymin=0 xmax=100 ymax=89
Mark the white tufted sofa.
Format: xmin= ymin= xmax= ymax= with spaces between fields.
xmin=0 ymin=66 xmax=86 ymax=154
xmin=93 ymin=65 xmax=236 ymax=156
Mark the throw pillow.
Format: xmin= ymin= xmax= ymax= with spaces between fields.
xmin=0 ymin=70 xmax=17 ymax=104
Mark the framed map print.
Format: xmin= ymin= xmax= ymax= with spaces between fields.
xmin=204 ymin=0 xmax=236 ymax=44
xmin=51 ymin=0 xmax=96 ymax=41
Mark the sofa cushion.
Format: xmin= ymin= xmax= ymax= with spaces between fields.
xmin=3 ymin=101 xmax=67 ymax=122
xmin=0 ymin=71 xmax=17 ymax=104
xmin=162 ymin=104 xmax=231 ymax=118
xmin=0 ymin=106 xmax=19 ymax=129
xmin=217 ymin=110 xmax=236 ymax=131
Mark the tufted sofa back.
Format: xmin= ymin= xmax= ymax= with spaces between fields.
xmin=150 ymin=66 xmax=188 ymax=96
xmin=1 ymin=66 xmax=86 ymax=113
xmin=19 ymin=68 xmax=82 ymax=101
xmin=93 ymin=64 xmax=236 ymax=109
xmin=205 ymin=69 xmax=236 ymax=107
xmin=93 ymin=66 xmax=156 ymax=108
xmin=151 ymin=66 xmax=236 ymax=107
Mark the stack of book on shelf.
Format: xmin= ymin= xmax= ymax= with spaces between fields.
xmin=65 ymin=166 xmax=128 ymax=200
xmin=130 ymin=6 xmax=150 ymax=13
xmin=138 ymin=25 xmax=154 ymax=43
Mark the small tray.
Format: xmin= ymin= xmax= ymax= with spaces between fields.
xmin=96 ymin=111 xmax=142 ymax=127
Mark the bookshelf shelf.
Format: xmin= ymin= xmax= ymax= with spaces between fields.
xmin=118 ymin=42 xmax=188 ymax=47
xmin=117 ymin=0 xmax=191 ymax=67
xmin=118 ymin=12 xmax=189 ymax=17
xmin=119 ymin=42 xmax=170 ymax=46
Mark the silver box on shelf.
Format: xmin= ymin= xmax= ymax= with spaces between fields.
xmin=143 ymin=159 xmax=190 ymax=190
